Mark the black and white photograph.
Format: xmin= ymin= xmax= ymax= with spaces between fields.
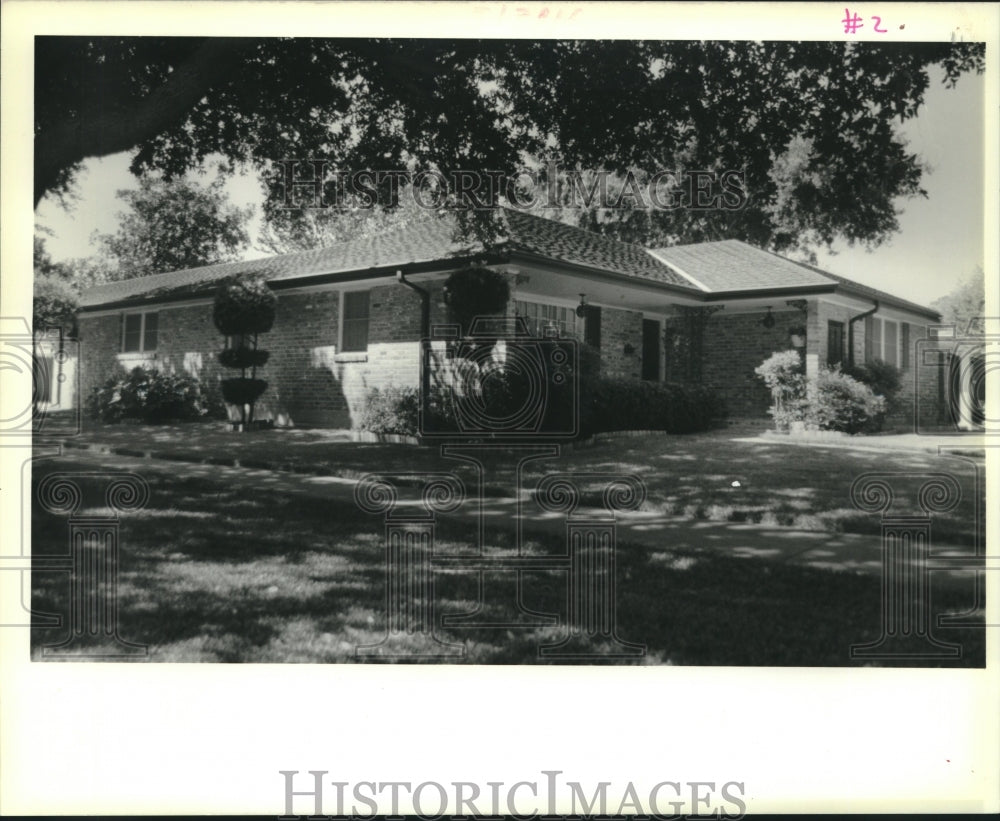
xmin=3 ymin=1 xmax=998 ymax=816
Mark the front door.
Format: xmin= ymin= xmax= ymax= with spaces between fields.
xmin=642 ymin=319 xmax=661 ymax=380
xmin=583 ymin=305 xmax=601 ymax=349
xmin=827 ymin=320 xmax=845 ymax=366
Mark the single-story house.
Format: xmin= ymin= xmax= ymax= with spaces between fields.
xmin=77 ymin=207 xmax=958 ymax=430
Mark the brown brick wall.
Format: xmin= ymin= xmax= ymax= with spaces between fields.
xmin=77 ymin=282 xmax=946 ymax=432
xmin=78 ymin=283 xmax=433 ymax=429
xmin=599 ymin=306 xmax=643 ymax=379
xmin=699 ymin=309 xmax=804 ymax=418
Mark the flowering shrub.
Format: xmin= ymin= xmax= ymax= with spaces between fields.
xmin=808 ymin=368 xmax=887 ymax=434
xmin=359 ymin=386 xmax=421 ymax=436
xmin=754 ymin=350 xmax=807 ymax=431
xmin=842 ymin=358 xmax=902 ymax=407
xmin=755 ymin=352 xmax=888 ymax=434
xmin=87 ymin=366 xmax=222 ymax=423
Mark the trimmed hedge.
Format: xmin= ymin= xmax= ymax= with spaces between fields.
xmin=359 ymin=375 xmax=726 ymax=440
xmin=580 ymin=376 xmax=725 ymax=437
xmin=87 ymin=366 xmax=223 ymax=424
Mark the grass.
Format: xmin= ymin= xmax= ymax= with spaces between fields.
xmin=48 ymin=416 xmax=985 ymax=544
xmin=31 ymin=458 xmax=985 ymax=666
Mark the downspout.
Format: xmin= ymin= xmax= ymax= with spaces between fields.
xmin=847 ymin=299 xmax=878 ymax=367
xmin=396 ymin=269 xmax=431 ymax=412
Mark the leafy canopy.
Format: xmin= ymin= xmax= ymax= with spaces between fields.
xmin=35 ymin=37 xmax=985 ymax=256
xmin=931 ymin=266 xmax=986 ymax=334
xmin=94 ymin=176 xmax=252 ymax=280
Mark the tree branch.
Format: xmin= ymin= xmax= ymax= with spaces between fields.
xmin=34 ymin=37 xmax=257 ymax=208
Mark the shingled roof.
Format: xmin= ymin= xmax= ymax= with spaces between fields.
xmin=80 ymin=208 xmax=695 ymax=309
xmin=79 ymin=208 xmax=938 ymax=319
xmin=651 ymin=239 xmax=939 ymax=318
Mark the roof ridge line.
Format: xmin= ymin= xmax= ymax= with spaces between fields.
xmin=644 ymin=247 xmax=712 ymax=292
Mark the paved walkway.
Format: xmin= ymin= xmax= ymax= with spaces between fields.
xmin=37 ymin=447 xmax=984 ymax=592
xmin=753 ymin=429 xmax=991 ymax=457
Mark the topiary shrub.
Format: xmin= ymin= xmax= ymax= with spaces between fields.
xmin=807 ymin=368 xmax=887 ymax=434
xmin=359 ymin=386 xmax=420 ymax=436
xmin=87 ymin=366 xmax=216 ymax=424
xmin=213 ymin=275 xmax=277 ymax=430
xmin=218 ymin=348 xmax=270 ymax=370
xmin=212 ymin=277 xmax=278 ymax=335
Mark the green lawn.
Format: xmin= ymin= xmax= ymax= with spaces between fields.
xmin=53 ymin=418 xmax=984 ymax=543
xmin=31 ymin=458 xmax=984 ymax=666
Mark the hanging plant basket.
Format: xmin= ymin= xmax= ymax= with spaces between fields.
xmin=213 ymin=275 xmax=278 ymax=336
xmin=443 ymin=266 xmax=510 ymax=333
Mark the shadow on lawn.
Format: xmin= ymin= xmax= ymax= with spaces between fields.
xmin=30 ymin=460 xmax=984 ymax=666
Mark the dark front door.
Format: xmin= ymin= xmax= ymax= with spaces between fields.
xmin=827 ymin=320 xmax=845 ymax=366
xmin=642 ymin=319 xmax=661 ymax=380
xmin=583 ymin=305 xmax=601 ymax=349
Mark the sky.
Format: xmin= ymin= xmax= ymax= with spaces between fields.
xmin=34 ymin=62 xmax=986 ymax=308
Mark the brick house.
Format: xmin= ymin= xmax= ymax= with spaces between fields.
xmin=76 ymin=208 xmax=948 ymax=430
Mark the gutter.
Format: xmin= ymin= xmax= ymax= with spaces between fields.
xmin=396 ymin=269 xmax=432 ymax=407
xmin=847 ymin=299 xmax=879 ymax=367
xmin=396 ymin=269 xmax=431 ymax=338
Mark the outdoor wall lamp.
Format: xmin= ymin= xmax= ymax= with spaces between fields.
xmin=789 ymin=325 xmax=807 ymax=348
xmin=761 ymin=306 xmax=775 ymax=329
xmin=576 ymin=293 xmax=588 ymax=318
xmin=624 ymin=343 xmax=636 ymax=355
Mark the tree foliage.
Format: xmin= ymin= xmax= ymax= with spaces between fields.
xmin=931 ymin=266 xmax=986 ymax=333
xmin=35 ymin=37 xmax=984 ymax=256
xmin=33 ymin=274 xmax=79 ymax=337
xmin=33 ymin=236 xmax=79 ymax=336
xmin=94 ymin=175 xmax=252 ymax=279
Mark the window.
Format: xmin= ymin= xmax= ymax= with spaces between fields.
xmin=514 ymin=299 xmax=580 ymax=339
xmin=121 ymin=311 xmax=158 ymax=352
xmin=883 ymin=319 xmax=898 ymax=367
xmin=341 ymin=290 xmax=370 ymax=352
xmin=869 ymin=317 xmax=904 ymax=367
xmin=827 ymin=320 xmax=844 ymax=366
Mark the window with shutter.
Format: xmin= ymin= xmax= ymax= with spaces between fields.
xmin=341 ymin=291 xmax=370 ymax=352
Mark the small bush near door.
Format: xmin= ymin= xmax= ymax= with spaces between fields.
xmin=358 ymin=386 xmax=421 ymax=436
xmin=87 ymin=366 xmax=223 ymax=424
xmin=809 ymin=369 xmax=887 ymax=434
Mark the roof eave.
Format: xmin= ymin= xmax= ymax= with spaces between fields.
xmin=831 ymin=284 xmax=940 ymax=321
xmin=508 ymin=249 xmax=706 ymax=299
xmin=78 ymin=252 xmax=507 ymax=313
